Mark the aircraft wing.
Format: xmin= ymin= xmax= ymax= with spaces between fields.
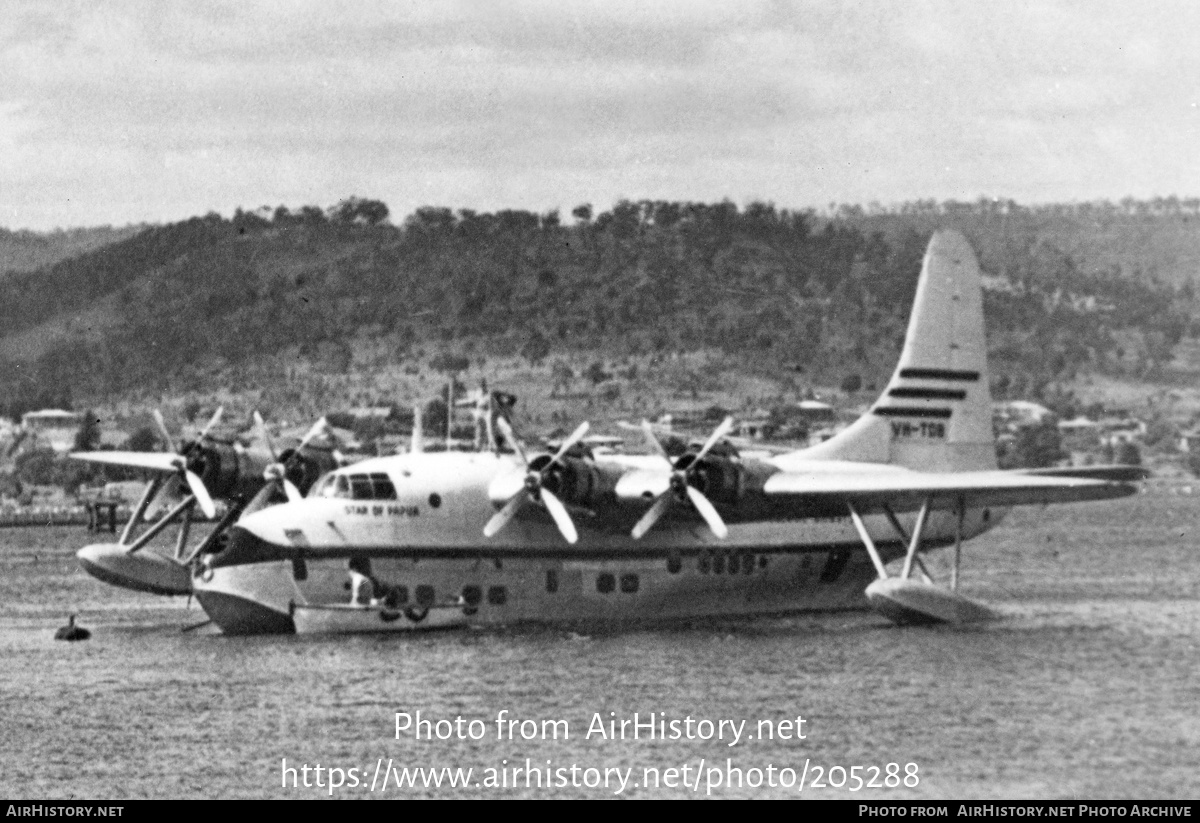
xmin=762 ymin=467 xmax=1138 ymax=512
xmin=1012 ymin=465 xmax=1151 ymax=483
xmin=70 ymin=451 xmax=180 ymax=472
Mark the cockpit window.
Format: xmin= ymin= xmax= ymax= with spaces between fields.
xmin=349 ymin=475 xmax=374 ymax=500
xmin=369 ymin=473 xmax=397 ymax=500
xmin=312 ymin=472 xmax=397 ymax=500
xmin=311 ymin=474 xmax=339 ymax=498
xmin=347 ymin=472 xmax=398 ymax=500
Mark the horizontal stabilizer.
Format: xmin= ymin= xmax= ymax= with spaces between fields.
xmin=70 ymin=451 xmax=181 ymax=472
xmin=763 ymin=468 xmax=1137 ymax=511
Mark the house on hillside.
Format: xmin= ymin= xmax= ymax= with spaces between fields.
xmin=20 ymin=409 xmax=83 ymax=453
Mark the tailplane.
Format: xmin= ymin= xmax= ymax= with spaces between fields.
xmin=795 ymin=229 xmax=996 ymax=471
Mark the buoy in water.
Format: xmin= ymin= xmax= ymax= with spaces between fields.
xmin=54 ymin=614 xmax=91 ymax=642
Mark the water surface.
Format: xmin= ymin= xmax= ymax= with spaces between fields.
xmin=2 ymin=484 xmax=1198 ymax=799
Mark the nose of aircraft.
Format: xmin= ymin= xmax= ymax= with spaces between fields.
xmin=76 ymin=543 xmax=192 ymax=595
xmin=207 ymin=524 xmax=295 ymax=569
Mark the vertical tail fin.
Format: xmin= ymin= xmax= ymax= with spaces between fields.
xmin=796 ymin=229 xmax=996 ymax=471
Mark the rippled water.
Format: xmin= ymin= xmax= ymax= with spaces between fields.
xmin=2 ymin=483 xmax=1199 ymax=799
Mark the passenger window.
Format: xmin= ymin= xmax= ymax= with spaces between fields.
xmin=415 ymin=585 xmax=436 ymax=607
xmin=461 ymin=585 xmax=482 ymax=607
xmin=698 ymin=554 xmax=711 ymax=574
xmin=487 ymin=586 xmax=507 ymax=605
xmin=546 ymin=569 xmax=559 ymax=593
xmin=596 ymin=573 xmax=615 ymax=594
xmin=620 ymin=574 xmax=639 ymax=594
xmin=728 ymin=553 xmax=740 ymax=574
xmin=713 ymin=553 xmax=726 ymax=575
xmin=820 ymin=550 xmax=850 ymax=583
xmin=384 ymin=587 xmax=409 ymax=608
xmin=666 ymin=556 xmax=682 ymax=574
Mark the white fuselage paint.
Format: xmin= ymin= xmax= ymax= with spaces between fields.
xmin=191 ymin=452 xmax=1002 ymax=635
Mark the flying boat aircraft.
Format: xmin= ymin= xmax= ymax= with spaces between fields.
xmin=70 ymin=411 xmax=340 ymax=595
xmin=189 ymin=230 xmax=1147 ymax=635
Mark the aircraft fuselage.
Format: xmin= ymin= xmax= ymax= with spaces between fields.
xmin=191 ymin=452 xmax=1001 ymax=634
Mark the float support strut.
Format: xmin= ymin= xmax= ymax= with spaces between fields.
xmin=848 ymin=503 xmax=888 ymax=579
xmin=126 ymin=496 xmax=196 ymax=555
xmin=901 ymin=498 xmax=932 ymax=581
xmin=952 ymin=497 xmax=965 ymax=592
xmin=120 ymin=476 xmax=164 ymax=545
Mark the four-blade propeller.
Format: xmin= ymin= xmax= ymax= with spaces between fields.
xmin=631 ymin=416 xmax=733 ymax=540
xmin=483 ymin=418 xmax=590 ymax=544
xmin=90 ymin=407 xmax=224 ymax=519
xmin=252 ymin=411 xmax=328 ymax=504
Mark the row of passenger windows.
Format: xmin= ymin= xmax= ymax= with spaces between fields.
xmin=543 ymin=554 xmax=773 ymax=597
xmin=697 ymin=552 xmax=768 ymax=575
xmin=361 ymin=584 xmax=509 ymax=608
xmin=314 ymin=472 xmax=398 ymax=500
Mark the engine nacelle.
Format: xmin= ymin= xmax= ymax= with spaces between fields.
xmin=182 ymin=441 xmax=257 ymax=500
xmin=671 ymin=454 xmax=779 ymax=506
xmin=279 ymin=447 xmax=339 ymax=496
xmin=529 ymin=454 xmax=623 ymax=509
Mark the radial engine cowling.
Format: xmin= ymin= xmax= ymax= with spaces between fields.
xmin=525 ymin=454 xmax=622 ymax=508
xmin=278 ymin=448 xmax=338 ymax=497
xmin=182 ymin=441 xmax=250 ymax=500
xmin=668 ymin=453 xmax=779 ymax=507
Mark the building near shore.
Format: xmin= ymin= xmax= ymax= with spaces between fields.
xmin=20 ymin=409 xmax=83 ymax=453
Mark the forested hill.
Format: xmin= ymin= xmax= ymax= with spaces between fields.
xmin=0 ymin=198 xmax=1195 ymax=416
xmin=0 ymin=225 xmax=144 ymax=274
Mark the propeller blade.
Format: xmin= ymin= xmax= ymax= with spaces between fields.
xmin=483 ymin=492 xmax=526 ymax=538
xmin=539 ymin=488 xmax=578 ymax=544
xmin=242 ymin=482 xmax=279 ymax=516
xmin=297 ymin=417 xmax=329 ymax=451
xmin=686 ymin=486 xmax=728 ymax=539
xmin=147 ymin=474 xmax=185 ymax=521
xmin=70 ymin=451 xmax=183 ymax=472
xmin=282 ymin=479 xmax=303 ymax=503
xmin=152 ymin=409 xmax=175 ymax=452
xmin=631 ymin=492 xmax=673 ymax=540
xmin=252 ymin=411 xmax=279 ymax=462
xmin=549 ymin=421 xmax=590 ymax=467
xmin=184 ymin=471 xmax=216 ymax=519
xmin=495 ymin=416 xmax=527 ymax=465
xmin=641 ymin=419 xmax=672 ymax=463
xmin=695 ymin=416 xmax=734 ymax=463
xmin=197 ymin=406 xmax=224 ymax=440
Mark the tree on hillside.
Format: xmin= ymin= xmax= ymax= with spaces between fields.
xmin=521 ymin=330 xmax=551 ymax=366
xmin=550 ymin=361 xmax=574 ymax=397
xmin=72 ymin=409 xmax=101 ymax=452
xmin=584 ymin=361 xmax=611 ymax=386
xmin=126 ymin=426 xmax=161 ymax=452
xmin=429 ymin=353 xmax=471 ymax=377
xmin=999 ymin=420 xmax=1065 ymax=469
xmin=1115 ymin=441 xmax=1141 ymax=466
xmin=330 ymin=197 xmax=390 ymax=225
